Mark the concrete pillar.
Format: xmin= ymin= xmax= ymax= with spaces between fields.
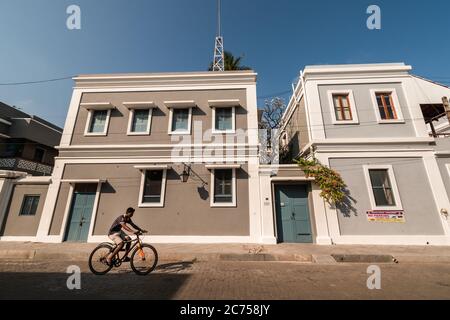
xmin=258 ymin=168 xmax=277 ymax=244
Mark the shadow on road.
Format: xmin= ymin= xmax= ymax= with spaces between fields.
xmin=156 ymin=261 xmax=195 ymax=273
xmin=0 ymin=272 xmax=190 ymax=299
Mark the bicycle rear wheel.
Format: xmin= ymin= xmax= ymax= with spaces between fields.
xmin=130 ymin=244 xmax=158 ymax=275
xmin=88 ymin=244 xmax=114 ymax=275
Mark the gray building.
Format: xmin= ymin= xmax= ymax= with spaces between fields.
xmin=270 ymin=63 xmax=450 ymax=245
xmin=0 ymin=102 xmax=61 ymax=176
xmin=0 ymin=102 xmax=62 ymax=240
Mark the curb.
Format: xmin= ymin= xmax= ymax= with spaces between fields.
xmin=1 ymin=249 xmax=449 ymax=264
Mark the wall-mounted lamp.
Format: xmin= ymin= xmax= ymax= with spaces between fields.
xmin=181 ymin=164 xmax=191 ymax=183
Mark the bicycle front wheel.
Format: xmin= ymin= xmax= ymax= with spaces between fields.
xmin=88 ymin=244 xmax=114 ymax=275
xmin=130 ymin=244 xmax=158 ymax=275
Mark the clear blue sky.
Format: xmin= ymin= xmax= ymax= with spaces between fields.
xmin=0 ymin=0 xmax=449 ymax=127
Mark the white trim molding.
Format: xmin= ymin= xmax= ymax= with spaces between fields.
xmin=123 ymin=101 xmax=156 ymax=109
xmin=137 ymin=168 xmax=167 ymax=208
xmin=363 ymin=164 xmax=403 ymax=211
xmin=327 ymin=89 xmax=359 ymax=125
xmin=369 ymin=88 xmax=405 ymax=124
xmin=212 ymin=106 xmax=236 ymax=134
xmin=84 ymin=108 xmax=112 ymax=137
xmin=168 ymin=107 xmax=193 ymax=135
xmin=208 ymin=99 xmax=241 ymax=108
xmin=210 ymin=168 xmax=237 ymax=208
xmin=126 ymin=108 xmax=153 ymax=136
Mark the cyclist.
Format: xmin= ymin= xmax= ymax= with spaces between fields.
xmin=106 ymin=207 xmax=147 ymax=265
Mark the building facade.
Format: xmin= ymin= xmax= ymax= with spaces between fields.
xmin=1 ymin=71 xmax=264 ymax=243
xmin=2 ymin=64 xmax=450 ymax=246
xmin=273 ymin=63 xmax=450 ymax=245
xmin=0 ymin=102 xmax=62 ymax=240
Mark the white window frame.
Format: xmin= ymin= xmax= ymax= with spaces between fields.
xmin=370 ymin=89 xmax=405 ymax=124
xmin=212 ymin=106 xmax=236 ymax=134
xmin=84 ymin=109 xmax=112 ymax=136
xmin=363 ymin=165 xmax=403 ymax=211
xmin=127 ymin=108 xmax=153 ymax=136
xmin=138 ymin=169 xmax=167 ymax=208
xmin=210 ymin=168 xmax=237 ymax=208
xmin=327 ymin=90 xmax=359 ymax=125
xmin=168 ymin=107 xmax=192 ymax=135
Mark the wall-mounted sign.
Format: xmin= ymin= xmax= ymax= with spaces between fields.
xmin=366 ymin=210 xmax=405 ymax=223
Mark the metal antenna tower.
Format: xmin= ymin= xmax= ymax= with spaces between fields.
xmin=212 ymin=0 xmax=224 ymax=72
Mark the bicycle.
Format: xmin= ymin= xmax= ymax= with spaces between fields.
xmin=88 ymin=231 xmax=158 ymax=276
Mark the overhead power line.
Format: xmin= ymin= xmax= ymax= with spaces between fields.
xmin=0 ymin=76 xmax=74 ymax=86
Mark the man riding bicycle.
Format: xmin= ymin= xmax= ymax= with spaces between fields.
xmin=106 ymin=207 xmax=147 ymax=265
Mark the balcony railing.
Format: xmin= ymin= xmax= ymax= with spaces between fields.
xmin=0 ymin=157 xmax=53 ymax=176
xmin=429 ymin=133 xmax=450 ymax=138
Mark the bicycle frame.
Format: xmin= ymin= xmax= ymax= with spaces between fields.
xmin=112 ymin=234 xmax=145 ymax=263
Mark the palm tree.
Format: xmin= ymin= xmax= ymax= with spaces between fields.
xmin=209 ymin=51 xmax=251 ymax=71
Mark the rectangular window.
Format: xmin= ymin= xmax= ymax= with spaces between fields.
xmin=368 ymin=169 xmax=396 ymax=207
xmin=214 ymin=107 xmax=233 ymax=131
xmin=89 ymin=110 xmax=108 ymax=133
xmin=19 ymin=195 xmax=40 ymax=216
xmin=171 ymin=109 xmax=190 ymax=132
xmin=213 ymin=169 xmax=233 ymax=204
xmin=131 ymin=109 xmax=150 ymax=133
xmin=376 ymin=93 xmax=397 ymax=120
xmin=33 ymin=147 xmax=45 ymax=163
xmin=142 ymin=170 xmax=164 ymax=204
xmin=332 ymin=94 xmax=353 ymax=121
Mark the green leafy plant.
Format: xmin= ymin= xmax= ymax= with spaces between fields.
xmin=295 ymin=158 xmax=347 ymax=205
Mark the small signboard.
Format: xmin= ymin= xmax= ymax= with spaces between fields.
xmin=366 ymin=210 xmax=405 ymax=223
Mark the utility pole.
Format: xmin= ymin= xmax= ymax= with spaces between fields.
xmin=212 ymin=0 xmax=224 ymax=72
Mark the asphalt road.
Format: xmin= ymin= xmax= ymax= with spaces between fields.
xmin=0 ymin=259 xmax=449 ymax=300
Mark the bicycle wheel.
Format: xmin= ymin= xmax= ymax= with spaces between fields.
xmin=130 ymin=244 xmax=158 ymax=275
xmin=88 ymin=244 xmax=114 ymax=275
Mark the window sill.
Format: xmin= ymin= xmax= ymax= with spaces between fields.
xmin=84 ymin=132 xmax=108 ymax=137
xmin=212 ymin=129 xmax=236 ymax=134
xmin=378 ymin=120 xmax=405 ymax=124
xmin=370 ymin=206 xmax=403 ymax=211
xmin=331 ymin=121 xmax=360 ymax=125
xmin=138 ymin=203 xmax=165 ymax=208
xmin=127 ymin=132 xmax=150 ymax=136
xmin=211 ymin=203 xmax=237 ymax=208
xmin=168 ymin=131 xmax=191 ymax=135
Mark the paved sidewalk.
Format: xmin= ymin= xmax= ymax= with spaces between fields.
xmin=0 ymin=241 xmax=450 ymax=264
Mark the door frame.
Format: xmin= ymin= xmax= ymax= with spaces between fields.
xmin=272 ymin=182 xmax=316 ymax=244
xmin=60 ymin=180 xmax=104 ymax=243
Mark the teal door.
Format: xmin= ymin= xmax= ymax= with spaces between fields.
xmin=64 ymin=192 xmax=96 ymax=242
xmin=274 ymin=185 xmax=313 ymax=243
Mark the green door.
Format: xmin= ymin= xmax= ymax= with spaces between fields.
xmin=64 ymin=192 xmax=96 ymax=242
xmin=274 ymin=184 xmax=313 ymax=243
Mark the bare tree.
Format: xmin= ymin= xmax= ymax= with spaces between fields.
xmin=258 ymin=97 xmax=288 ymax=164
xmin=259 ymin=97 xmax=286 ymax=130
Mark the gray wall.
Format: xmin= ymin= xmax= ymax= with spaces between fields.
xmin=1 ymin=184 xmax=48 ymax=236
xmin=437 ymin=157 xmax=450 ymax=197
xmin=51 ymin=163 xmax=250 ymax=237
xmin=318 ymin=83 xmax=416 ymax=139
xmin=284 ymin=97 xmax=309 ymax=157
xmin=71 ymin=89 xmax=248 ymax=145
xmin=329 ymin=157 xmax=444 ymax=236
